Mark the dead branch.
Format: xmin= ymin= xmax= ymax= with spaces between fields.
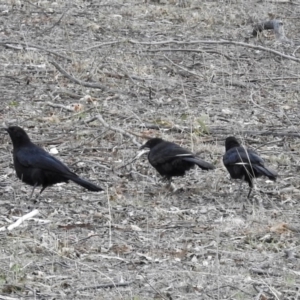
xmin=73 ymin=234 xmax=100 ymax=244
xmin=96 ymin=114 xmax=141 ymax=147
xmin=75 ymin=41 xmax=122 ymax=52
xmin=249 ymin=92 xmax=280 ymax=116
xmin=61 ymin=107 xmax=96 ymax=120
xmin=50 ymin=62 xmax=126 ymax=95
xmin=225 ymin=79 xmax=249 ymax=88
xmin=209 ymin=285 xmax=254 ymax=297
xmin=23 ymin=0 xmax=49 ymax=16
xmin=46 ymin=101 xmax=76 ymax=112
xmin=0 ymin=41 xmax=72 ymax=61
xmin=76 ymin=281 xmax=132 ymax=291
xmin=249 ymin=267 xmax=281 ymax=277
xmin=212 ymin=129 xmax=300 ymax=138
xmin=248 ymin=76 xmax=300 ymax=82
xmin=0 ymin=209 xmax=40 ymax=231
xmin=114 ymin=149 xmax=149 ymax=170
xmin=128 ymin=261 xmax=168 ymax=300
xmin=142 ymin=48 xmax=234 ymax=60
xmin=163 ymin=55 xmax=203 ymax=78
xmin=127 ymin=130 xmax=152 ymax=139
xmin=50 ymin=61 xmax=107 ymax=90
xmin=128 ymin=39 xmax=300 ymax=62
xmin=0 ymin=295 xmax=21 ymax=300
xmin=138 ymin=122 xmax=300 ymax=138
xmin=44 ymin=5 xmax=71 ymax=33
xmin=47 ymin=86 xmax=82 ymax=99
xmin=138 ymin=123 xmax=199 ymax=134
xmin=138 ymin=123 xmax=189 ymax=133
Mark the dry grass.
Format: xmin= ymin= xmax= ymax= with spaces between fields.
xmin=0 ymin=0 xmax=300 ymax=299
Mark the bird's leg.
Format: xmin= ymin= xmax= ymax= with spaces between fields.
xmin=234 ymin=179 xmax=244 ymax=201
xmin=166 ymin=178 xmax=172 ymax=188
xmin=246 ymin=176 xmax=254 ymax=199
xmin=247 ymin=187 xmax=253 ymax=199
xmin=39 ymin=186 xmax=46 ymax=195
xmin=243 ymin=169 xmax=255 ymax=199
xmin=238 ymin=179 xmax=244 ymax=193
xmin=32 ymin=185 xmax=46 ymax=203
xmin=163 ymin=177 xmax=172 ymax=190
xmin=163 ymin=177 xmax=176 ymax=192
xmin=233 ymin=177 xmax=247 ymax=211
xmin=160 ymin=176 xmax=170 ymax=186
xmin=29 ymin=183 xmax=38 ymax=199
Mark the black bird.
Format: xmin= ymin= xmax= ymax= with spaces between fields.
xmin=140 ymin=138 xmax=215 ymax=185
xmin=6 ymin=126 xmax=103 ymax=197
xmin=223 ymin=136 xmax=277 ymax=198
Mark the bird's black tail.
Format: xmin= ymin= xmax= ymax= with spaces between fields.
xmin=70 ymin=176 xmax=103 ymax=191
xmin=184 ymin=157 xmax=215 ymax=170
xmin=253 ymin=165 xmax=277 ymax=181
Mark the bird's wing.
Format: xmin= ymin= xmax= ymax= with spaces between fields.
xmin=149 ymin=143 xmax=193 ymax=164
xmin=252 ymin=164 xmax=278 ymax=180
xmin=223 ymin=147 xmax=264 ymax=166
xmin=15 ymin=145 xmax=73 ymax=175
xmin=183 ymin=157 xmax=215 ymax=170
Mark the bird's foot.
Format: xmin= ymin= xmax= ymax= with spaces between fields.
xmin=165 ymin=182 xmax=177 ymax=192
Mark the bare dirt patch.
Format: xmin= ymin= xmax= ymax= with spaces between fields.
xmin=1 ymin=0 xmax=300 ymax=299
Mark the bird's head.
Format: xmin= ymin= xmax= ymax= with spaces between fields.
xmin=5 ymin=126 xmax=31 ymax=147
xmin=225 ymin=136 xmax=241 ymax=151
xmin=140 ymin=138 xmax=164 ymax=150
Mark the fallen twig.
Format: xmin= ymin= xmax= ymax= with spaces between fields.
xmin=23 ymin=0 xmax=49 ymax=16
xmin=249 ymin=92 xmax=279 ymax=117
xmin=50 ymin=61 xmax=107 ymax=90
xmin=46 ymin=101 xmax=76 ymax=112
xmin=0 ymin=41 xmax=72 ymax=61
xmin=47 ymin=86 xmax=83 ymax=99
xmin=143 ymin=48 xmax=233 ymax=60
xmin=44 ymin=5 xmax=71 ymax=33
xmin=96 ymin=114 xmax=141 ymax=147
xmin=211 ymin=128 xmax=300 ymax=138
xmin=249 ymin=267 xmax=281 ymax=277
xmin=76 ymin=281 xmax=132 ymax=291
xmin=115 ymin=149 xmax=149 ymax=170
xmin=163 ymin=55 xmax=203 ymax=78
xmin=0 ymin=295 xmax=21 ymax=300
xmin=0 ymin=209 xmax=40 ymax=231
xmin=75 ymin=41 xmax=122 ymax=52
xmin=128 ymin=39 xmax=300 ymax=62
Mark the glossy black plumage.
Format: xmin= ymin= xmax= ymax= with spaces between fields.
xmin=6 ymin=126 xmax=102 ymax=196
xmin=223 ymin=136 xmax=277 ymax=198
xmin=140 ymin=138 xmax=215 ymax=183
